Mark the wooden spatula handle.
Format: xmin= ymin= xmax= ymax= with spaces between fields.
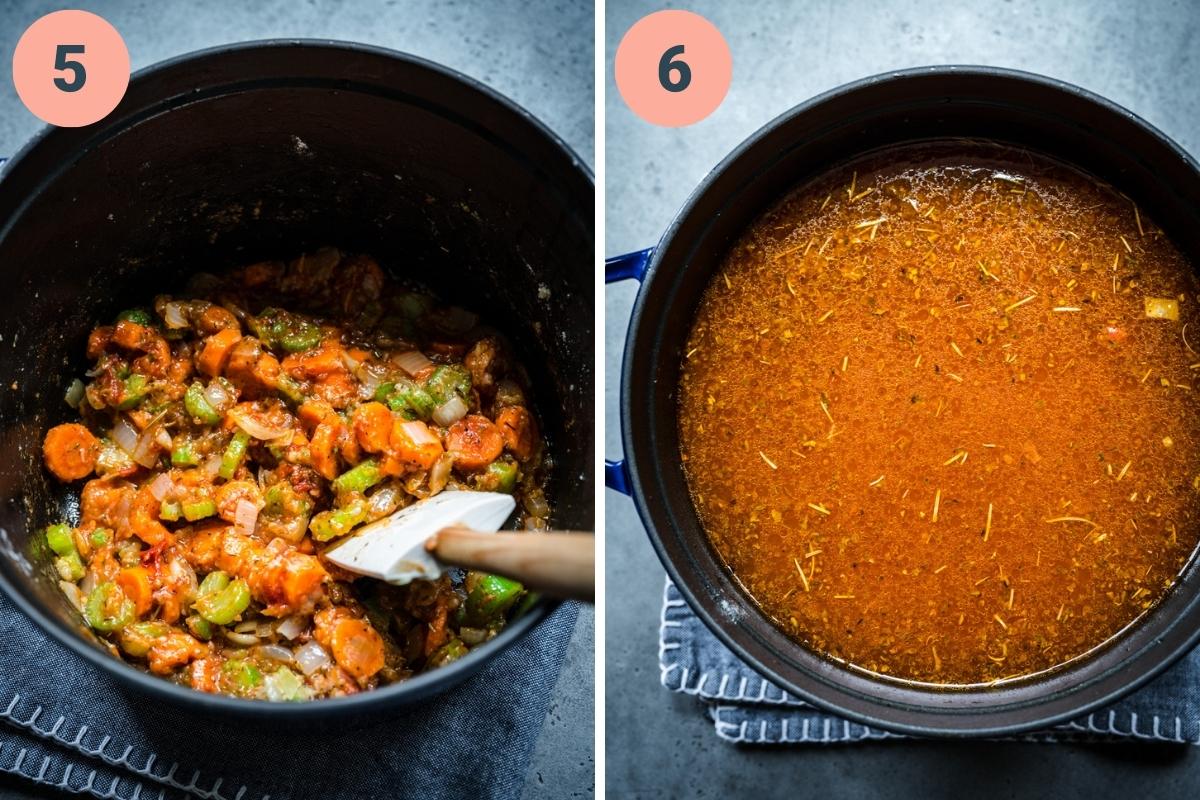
xmin=431 ymin=526 xmax=594 ymax=603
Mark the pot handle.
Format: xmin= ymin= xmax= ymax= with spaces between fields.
xmin=604 ymin=248 xmax=653 ymax=495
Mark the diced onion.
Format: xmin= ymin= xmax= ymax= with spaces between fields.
xmin=234 ymin=499 xmax=259 ymax=537
xmin=154 ymin=427 xmax=173 ymax=449
xmin=428 ymin=453 xmax=454 ymax=496
xmin=163 ymin=302 xmax=188 ymax=329
xmin=432 ymin=395 xmax=468 ymax=427
xmin=64 ymin=379 xmax=85 ymax=408
xmin=112 ymin=416 xmax=139 ymax=457
xmin=79 ymin=569 xmax=99 ymax=597
xmin=224 ymin=630 xmax=259 ymax=647
xmin=355 ymin=361 xmax=389 ymax=396
xmin=148 ymin=472 xmax=175 ymax=502
xmin=59 ymin=580 xmax=86 ymax=612
xmin=132 ymin=412 xmax=168 ymax=469
xmin=366 ymin=485 xmax=404 ymax=521
xmin=229 ymin=406 xmax=290 ymax=440
xmin=400 ymin=420 xmax=439 ymax=446
xmin=339 ymin=350 xmax=362 ymax=372
xmin=1144 ymin=296 xmax=1180 ymax=321
xmin=294 ymin=640 xmax=331 ymax=675
xmin=276 ymin=616 xmax=306 ymax=640
xmin=393 ymin=350 xmax=433 ymax=376
xmin=203 ymin=381 xmax=233 ymax=413
xmin=202 ymin=454 xmax=222 ymax=478
xmin=258 ymin=644 xmax=294 ymax=663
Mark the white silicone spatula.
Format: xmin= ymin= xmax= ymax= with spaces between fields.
xmin=322 ymin=490 xmax=594 ymax=602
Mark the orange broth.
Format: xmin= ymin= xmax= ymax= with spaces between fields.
xmin=678 ymin=143 xmax=1200 ymax=684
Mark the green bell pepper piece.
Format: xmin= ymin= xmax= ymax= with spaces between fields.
xmin=465 ymin=574 xmax=524 ymax=626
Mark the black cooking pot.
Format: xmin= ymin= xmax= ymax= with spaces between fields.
xmin=0 ymin=41 xmax=593 ymax=717
xmin=607 ymin=66 xmax=1200 ymax=736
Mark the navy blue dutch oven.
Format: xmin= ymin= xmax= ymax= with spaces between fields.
xmin=606 ymin=66 xmax=1200 ymax=736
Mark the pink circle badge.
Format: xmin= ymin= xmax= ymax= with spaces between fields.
xmin=614 ymin=10 xmax=732 ymax=127
xmin=12 ymin=10 xmax=130 ymax=128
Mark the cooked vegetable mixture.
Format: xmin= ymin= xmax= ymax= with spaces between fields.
xmin=41 ymin=248 xmax=548 ymax=700
xmin=679 ymin=143 xmax=1200 ymax=685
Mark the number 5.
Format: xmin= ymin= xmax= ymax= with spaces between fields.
xmin=53 ymin=44 xmax=86 ymax=93
xmin=658 ymin=44 xmax=691 ymax=93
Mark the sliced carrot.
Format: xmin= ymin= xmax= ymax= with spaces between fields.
xmin=385 ymin=419 xmax=443 ymax=474
xmin=309 ymin=421 xmax=340 ymax=480
xmin=424 ymin=601 xmax=450 ymax=657
xmin=446 ymin=415 xmax=504 ymax=471
xmin=495 ymin=406 xmax=537 ymax=462
xmin=298 ymin=399 xmax=337 ymax=430
xmin=281 ymin=340 xmax=345 ymax=379
xmin=42 ymin=423 xmax=100 ymax=481
xmin=313 ymin=371 xmax=358 ymax=409
xmin=189 ymin=657 xmax=222 ymax=692
xmin=330 ymin=617 xmax=385 ymax=680
xmin=197 ymin=328 xmax=242 ymax=377
xmin=116 ymin=566 xmax=154 ymax=615
xmin=352 ymin=402 xmax=393 ymax=453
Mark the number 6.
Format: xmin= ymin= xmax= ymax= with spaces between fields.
xmin=658 ymin=44 xmax=691 ymax=93
xmin=54 ymin=44 xmax=86 ymax=93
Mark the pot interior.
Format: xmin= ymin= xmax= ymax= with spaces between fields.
xmin=625 ymin=68 xmax=1200 ymax=734
xmin=0 ymin=43 xmax=593 ymax=699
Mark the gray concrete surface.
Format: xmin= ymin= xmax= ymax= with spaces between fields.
xmin=605 ymin=0 xmax=1200 ymax=797
xmin=0 ymin=2 xmax=593 ymax=799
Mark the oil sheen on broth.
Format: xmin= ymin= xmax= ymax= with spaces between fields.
xmin=677 ymin=143 xmax=1200 ymax=684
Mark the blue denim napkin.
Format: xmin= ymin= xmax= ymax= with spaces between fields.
xmin=659 ymin=577 xmax=1200 ymax=745
xmin=0 ymin=592 xmax=578 ymax=799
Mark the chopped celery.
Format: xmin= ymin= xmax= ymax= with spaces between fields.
xmin=184 ymin=382 xmax=221 ymax=424
xmin=478 ymin=460 xmax=518 ymax=493
xmin=427 ymin=638 xmax=469 ymax=668
xmin=186 ymin=614 xmax=213 ymax=641
xmin=170 ymin=443 xmax=199 ymax=467
xmin=115 ymin=374 xmax=149 ymax=410
xmin=89 ymin=528 xmax=111 ymax=548
xmin=84 ymin=582 xmax=135 ymax=632
xmin=45 ymin=524 xmax=76 ymax=557
xmin=309 ymin=498 xmax=368 ymax=542
xmin=118 ymin=621 xmax=169 ymax=657
xmin=332 ymin=460 xmax=383 ymax=495
xmin=159 ymin=500 xmax=182 ymax=522
xmin=218 ymin=431 xmax=250 ymax=479
xmin=423 ymin=365 xmax=471 ymax=405
xmin=385 ymin=380 xmax=435 ymax=420
xmin=182 ymin=499 xmax=217 ymax=521
xmin=194 ymin=578 xmax=250 ymax=625
xmin=197 ymin=570 xmax=231 ymax=596
xmin=54 ymin=553 xmax=85 ymax=581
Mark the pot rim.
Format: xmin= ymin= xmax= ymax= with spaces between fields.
xmin=619 ymin=64 xmax=1200 ymax=737
xmin=0 ymin=39 xmax=590 ymax=717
